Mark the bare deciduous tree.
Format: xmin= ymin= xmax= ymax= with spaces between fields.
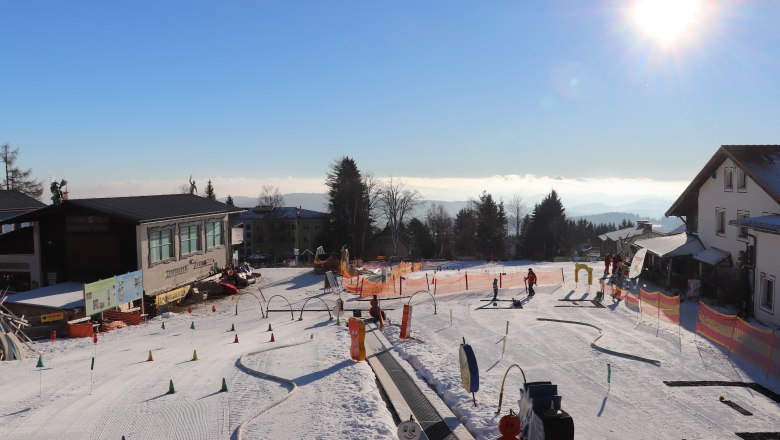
xmin=507 ymin=194 xmax=527 ymax=258
xmin=377 ymin=177 xmax=421 ymax=255
xmin=258 ymin=185 xmax=285 ymax=208
xmin=426 ymin=203 xmax=453 ymax=259
xmin=1 ymin=143 xmax=43 ymax=200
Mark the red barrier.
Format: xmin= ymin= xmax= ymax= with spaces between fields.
xmin=696 ymin=303 xmax=737 ymax=349
xmin=466 ymin=272 xmax=495 ymax=291
xmin=402 ymin=276 xmax=430 ymax=294
xmin=624 ymin=291 xmax=641 ymax=313
xmin=432 ymin=274 xmax=467 ymax=295
xmin=731 ymin=318 xmax=773 ymax=372
xmin=658 ymin=293 xmax=681 ymax=325
xmin=639 ymin=289 xmax=660 ymax=319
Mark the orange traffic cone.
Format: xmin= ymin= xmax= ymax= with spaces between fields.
xmin=269 ymin=333 xmax=275 ymax=342
xmin=233 ymin=334 xmax=239 ymax=344
xmin=147 ymin=350 xmax=154 ymax=362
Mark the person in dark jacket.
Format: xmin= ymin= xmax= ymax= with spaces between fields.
xmin=604 ymin=255 xmax=612 ymax=276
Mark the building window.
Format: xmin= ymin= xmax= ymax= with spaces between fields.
xmin=149 ymin=226 xmax=174 ymax=264
xmin=759 ymin=272 xmax=774 ymax=313
xmin=716 ymin=208 xmax=726 ymax=236
xmin=206 ymin=220 xmax=223 ymax=249
xmin=179 ymin=223 xmax=201 ymax=256
xmin=724 ymin=167 xmax=733 ymax=192
xmin=314 ymin=224 xmax=321 ymax=231
xmin=304 ymin=224 xmax=310 ymax=230
xmin=736 ymin=210 xmax=749 ymax=240
xmin=736 ymin=167 xmax=747 ymax=192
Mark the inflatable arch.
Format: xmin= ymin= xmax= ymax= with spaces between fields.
xmin=574 ymin=263 xmax=593 ymax=285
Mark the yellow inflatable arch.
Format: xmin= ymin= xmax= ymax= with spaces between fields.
xmin=574 ymin=263 xmax=593 ymax=285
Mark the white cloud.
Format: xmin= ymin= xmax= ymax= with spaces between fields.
xmin=66 ymin=174 xmax=688 ymax=206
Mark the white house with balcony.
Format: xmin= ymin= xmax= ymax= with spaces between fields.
xmin=665 ymin=145 xmax=780 ymax=326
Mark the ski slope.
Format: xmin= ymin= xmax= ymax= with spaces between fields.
xmin=0 ymin=263 xmax=778 ymax=439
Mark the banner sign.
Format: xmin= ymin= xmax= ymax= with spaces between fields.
xmin=629 ymin=248 xmax=648 ymax=279
xmin=41 ymin=312 xmax=65 ymax=323
xmin=348 ymin=317 xmax=366 ymax=362
xmin=116 ymin=270 xmax=144 ymax=304
xmin=155 ymin=284 xmax=191 ymax=307
xmin=84 ymin=277 xmax=117 ymax=316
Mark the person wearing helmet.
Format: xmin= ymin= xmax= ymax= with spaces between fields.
xmin=524 ymin=268 xmax=537 ymax=297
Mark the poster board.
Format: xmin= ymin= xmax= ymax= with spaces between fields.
xmin=155 ymin=284 xmax=191 ymax=307
xmin=116 ymin=270 xmax=144 ymax=304
xmin=84 ymin=277 xmax=117 ymax=316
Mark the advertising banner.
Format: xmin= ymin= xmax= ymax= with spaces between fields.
xmin=84 ymin=277 xmax=117 ymax=316
xmin=116 ymin=270 xmax=144 ymax=304
xmin=629 ymin=248 xmax=647 ymax=279
xmin=155 ymin=284 xmax=190 ymax=307
xmin=41 ymin=312 xmax=65 ymax=323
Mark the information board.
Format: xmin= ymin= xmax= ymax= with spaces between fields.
xmin=84 ymin=277 xmax=117 ymax=316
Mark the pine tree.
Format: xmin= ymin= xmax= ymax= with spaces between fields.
xmin=205 ymin=180 xmax=216 ymax=200
xmin=1 ymin=144 xmax=43 ymax=200
xmin=474 ymin=191 xmax=507 ymax=260
xmin=326 ymin=157 xmax=374 ymax=257
xmin=225 ymin=195 xmax=234 ymax=206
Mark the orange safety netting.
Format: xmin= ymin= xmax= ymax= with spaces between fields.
xmin=658 ymin=293 xmax=681 ymax=325
xmin=771 ymin=335 xmax=780 ymax=379
xmin=432 ymin=274 xmax=467 ymax=295
xmin=696 ymin=303 xmax=737 ymax=349
xmin=731 ymin=318 xmax=774 ymax=372
xmin=624 ymin=291 xmax=641 ymax=313
xmin=467 ymin=272 xmax=497 ymax=291
xmin=639 ymin=289 xmax=660 ymax=319
xmin=401 ymin=275 xmax=430 ymax=294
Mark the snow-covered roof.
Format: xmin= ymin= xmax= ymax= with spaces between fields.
xmin=598 ymin=225 xmax=651 ymax=242
xmin=634 ymin=234 xmax=704 ymax=258
xmin=693 ymin=247 xmax=731 ymax=266
xmin=5 ymin=282 xmax=84 ymax=310
xmin=729 ymin=214 xmax=780 ymax=234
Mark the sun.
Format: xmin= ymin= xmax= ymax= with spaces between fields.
xmin=631 ymin=0 xmax=705 ymax=47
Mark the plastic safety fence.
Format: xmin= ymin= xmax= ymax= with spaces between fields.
xmin=400 ymin=275 xmax=430 ymax=295
xmin=431 ymin=274 xmax=467 ymax=295
xmin=696 ymin=303 xmax=738 ymax=349
xmin=623 ymin=291 xmax=641 ymax=313
xmin=657 ymin=292 xmax=681 ymax=325
xmin=639 ymin=289 xmax=660 ymax=319
xmin=500 ymin=270 xmax=564 ymax=289
xmin=466 ymin=272 xmax=497 ymax=291
xmin=696 ymin=303 xmax=780 ymax=378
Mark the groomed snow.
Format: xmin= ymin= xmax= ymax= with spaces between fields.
xmin=1 ymin=263 xmax=778 ymax=439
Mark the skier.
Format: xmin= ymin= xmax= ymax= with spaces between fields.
xmin=525 ymin=268 xmax=537 ymax=297
xmin=604 ymin=254 xmax=611 ymax=276
xmin=492 ymin=278 xmax=499 ymax=304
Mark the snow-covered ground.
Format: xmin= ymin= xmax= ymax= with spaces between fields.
xmin=1 ymin=263 xmax=778 ymax=439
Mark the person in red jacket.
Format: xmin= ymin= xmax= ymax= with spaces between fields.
xmin=525 ymin=268 xmax=537 ymax=297
xmin=604 ymin=254 xmax=612 ymax=276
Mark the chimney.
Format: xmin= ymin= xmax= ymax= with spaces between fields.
xmin=636 ymin=220 xmax=652 ymax=233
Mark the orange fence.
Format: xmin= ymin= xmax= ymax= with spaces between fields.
xmin=658 ymin=293 xmax=681 ymax=325
xmin=639 ymin=289 xmax=660 ymax=319
xmin=624 ymin=291 xmax=641 ymax=313
xmin=696 ymin=303 xmax=780 ymax=378
xmin=400 ymin=275 xmax=430 ymax=295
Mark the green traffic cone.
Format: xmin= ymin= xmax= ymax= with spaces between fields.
xmin=36 ymin=354 xmax=44 ymax=368
xmin=335 ymin=316 xmax=340 ymax=326
xmin=161 ymin=322 xmax=166 ymax=330
xmin=229 ymin=323 xmax=235 ymax=332
xmin=267 ymin=323 xmax=272 ymax=332
xmin=220 ymin=377 xmax=228 ymax=393
xmin=190 ymin=321 xmax=195 ymax=330
xmin=192 ymin=349 xmax=198 ymax=361
xmin=167 ymin=379 xmax=175 ymax=394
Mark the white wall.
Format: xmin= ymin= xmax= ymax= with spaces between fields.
xmin=754 ymin=231 xmax=779 ymax=326
xmin=697 ymin=158 xmax=780 ymax=260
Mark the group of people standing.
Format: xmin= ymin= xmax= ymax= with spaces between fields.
xmin=603 ymin=254 xmax=626 ymax=277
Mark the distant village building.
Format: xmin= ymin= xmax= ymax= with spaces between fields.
xmin=665 ymin=145 xmax=780 ymax=326
xmin=239 ymin=206 xmax=330 ymax=264
xmin=597 ymin=220 xmax=662 ymax=257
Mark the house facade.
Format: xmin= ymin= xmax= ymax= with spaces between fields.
xmin=666 ymin=145 xmax=780 ymax=326
xmin=1 ymin=194 xmax=244 ymax=307
xmin=597 ymin=221 xmax=662 ymax=257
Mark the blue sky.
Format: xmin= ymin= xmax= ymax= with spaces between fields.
xmin=2 ymin=1 xmax=779 ymax=205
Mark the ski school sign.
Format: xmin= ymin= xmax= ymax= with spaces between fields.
xmin=84 ymin=270 xmax=145 ymax=316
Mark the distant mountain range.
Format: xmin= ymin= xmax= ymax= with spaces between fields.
xmin=223 ymin=193 xmax=681 ymax=232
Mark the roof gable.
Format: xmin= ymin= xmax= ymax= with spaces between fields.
xmin=666 ymin=145 xmax=780 ymax=217
xmin=0 ymin=190 xmax=46 ymax=211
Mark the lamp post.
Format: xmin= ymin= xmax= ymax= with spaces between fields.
xmin=295 ymin=206 xmax=301 ymax=267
